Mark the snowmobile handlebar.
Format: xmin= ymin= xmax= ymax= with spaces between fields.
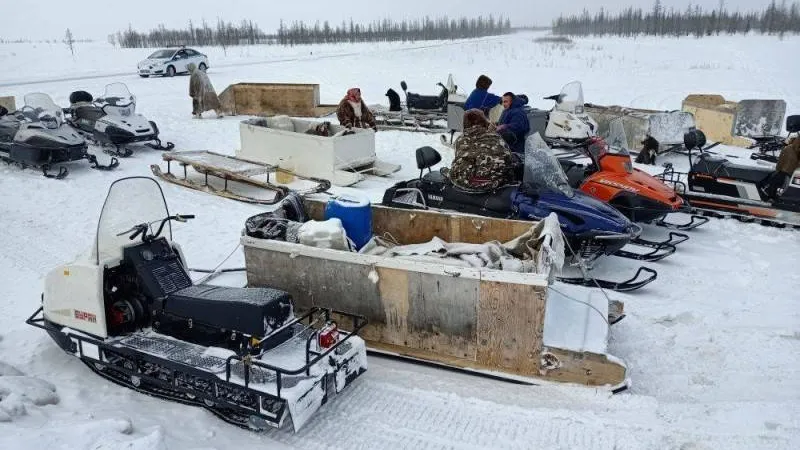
xmin=116 ymin=214 xmax=195 ymax=242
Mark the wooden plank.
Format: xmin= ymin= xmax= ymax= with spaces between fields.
xmin=476 ymin=280 xmax=544 ymax=375
xmin=304 ymin=198 xmax=534 ymax=246
xmin=406 ymin=270 xmax=478 ymax=360
xmin=538 ymin=347 xmax=627 ymax=387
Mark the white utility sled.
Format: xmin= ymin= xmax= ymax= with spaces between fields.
xmin=27 ymin=177 xmax=368 ymax=432
xmin=237 ymin=116 xmax=401 ymax=187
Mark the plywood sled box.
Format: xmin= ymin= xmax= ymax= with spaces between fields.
xmin=0 ymin=96 xmax=15 ymax=112
xmin=218 ymin=83 xmax=338 ymax=117
xmin=682 ymin=94 xmax=787 ymax=147
xmin=242 ymin=198 xmax=629 ymax=390
xmin=237 ymin=117 xmax=401 ymax=187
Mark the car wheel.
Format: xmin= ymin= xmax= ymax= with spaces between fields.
xmin=198 ymin=63 xmax=207 ymax=72
xmin=166 ymin=65 xmax=176 ymax=77
xmin=139 ymin=74 xmax=149 ymax=78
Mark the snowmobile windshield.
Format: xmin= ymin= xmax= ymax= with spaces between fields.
xmin=22 ymin=93 xmax=63 ymax=126
xmin=555 ymin=81 xmax=585 ymax=114
xmin=148 ymin=49 xmax=174 ymax=59
xmin=95 ymin=177 xmax=171 ymax=265
xmin=523 ymin=133 xmax=574 ymax=198
xmin=588 ymin=119 xmax=630 ymax=160
xmin=101 ymin=82 xmax=136 ymax=116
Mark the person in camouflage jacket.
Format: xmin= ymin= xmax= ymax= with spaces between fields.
xmin=336 ymin=88 xmax=377 ymax=130
xmin=449 ymin=109 xmax=514 ymax=192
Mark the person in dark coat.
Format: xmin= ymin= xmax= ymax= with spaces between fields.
xmin=464 ymin=75 xmax=502 ymax=115
xmin=493 ymin=92 xmax=530 ymax=154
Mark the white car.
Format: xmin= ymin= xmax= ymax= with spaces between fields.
xmin=137 ymin=47 xmax=209 ymax=78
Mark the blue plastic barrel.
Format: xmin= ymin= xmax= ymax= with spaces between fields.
xmin=324 ymin=194 xmax=373 ymax=250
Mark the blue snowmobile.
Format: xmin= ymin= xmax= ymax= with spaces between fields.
xmin=383 ymin=133 xmax=678 ymax=291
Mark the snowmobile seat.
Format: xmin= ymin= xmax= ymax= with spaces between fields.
xmin=73 ymin=105 xmax=105 ymax=122
xmin=438 ymin=182 xmax=516 ymax=214
xmin=693 ymin=157 xmax=772 ymax=184
xmin=164 ymin=284 xmax=293 ymax=338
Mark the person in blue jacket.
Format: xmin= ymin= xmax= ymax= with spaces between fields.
xmin=493 ymin=92 xmax=530 ymax=154
xmin=464 ymin=75 xmax=501 ymax=115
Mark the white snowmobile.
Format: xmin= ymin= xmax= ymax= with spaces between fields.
xmin=0 ymin=92 xmax=118 ymax=178
xmin=528 ymin=80 xmax=598 ymax=148
xmin=64 ymin=82 xmax=174 ymax=157
xmin=27 ymin=176 xmax=368 ymax=432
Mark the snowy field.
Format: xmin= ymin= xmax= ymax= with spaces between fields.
xmin=1 ymin=31 xmax=799 ymax=449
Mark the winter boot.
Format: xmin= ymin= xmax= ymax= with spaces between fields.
xmin=759 ymin=171 xmax=789 ymax=200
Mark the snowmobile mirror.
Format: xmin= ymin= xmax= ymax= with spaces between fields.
xmin=415 ymin=146 xmax=441 ymax=173
xmin=786 ymin=115 xmax=800 ymax=134
xmin=400 ymin=81 xmax=408 ymax=92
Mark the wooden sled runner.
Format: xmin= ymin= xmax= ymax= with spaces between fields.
xmin=150 ymin=150 xmax=331 ymax=204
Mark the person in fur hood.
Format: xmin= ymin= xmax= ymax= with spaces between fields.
xmin=336 ymin=88 xmax=377 ymax=131
xmin=188 ymin=63 xmax=223 ymax=118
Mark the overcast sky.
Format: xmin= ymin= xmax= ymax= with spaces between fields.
xmin=0 ymin=0 xmax=777 ymax=40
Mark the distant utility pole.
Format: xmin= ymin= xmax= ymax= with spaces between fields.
xmin=64 ymin=28 xmax=75 ymax=56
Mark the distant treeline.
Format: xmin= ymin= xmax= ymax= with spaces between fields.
xmin=552 ymin=0 xmax=800 ymax=37
xmin=114 ymin=16 xmax=512 ymax=49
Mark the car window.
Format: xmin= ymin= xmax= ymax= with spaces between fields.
xmin=148 ymin=49 xmax=174 ymax=59
xmin=185 ymin=49 xmax=198 ymax=56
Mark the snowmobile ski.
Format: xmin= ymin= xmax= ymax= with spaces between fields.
xmin=558 ymin=266 xmax=657 ymax=292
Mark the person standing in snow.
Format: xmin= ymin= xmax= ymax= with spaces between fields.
xmin=464 ymin=74 xmax=502 ymax=119
xmin=188 ymin=63 xmax=223 ymax=119
xmin=492 ymin=92 xmax=530 ymax=154
xmin=336 ymin=88 xmax=377 ymax=131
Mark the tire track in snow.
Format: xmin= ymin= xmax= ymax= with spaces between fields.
xmin=259 ymin=379 xmax=657 ymax=450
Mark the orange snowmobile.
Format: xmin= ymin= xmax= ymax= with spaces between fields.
xmin=559 ymin=120 xmax=708 ymax=231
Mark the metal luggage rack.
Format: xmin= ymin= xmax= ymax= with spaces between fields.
xmin=26 ymin=305 xmax=367 ymax=400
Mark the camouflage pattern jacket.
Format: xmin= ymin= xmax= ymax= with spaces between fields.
xmin=449 ymin=126 xmax=514 ymax=191
xmin=336 ymin=98 xmax=377 ymax=129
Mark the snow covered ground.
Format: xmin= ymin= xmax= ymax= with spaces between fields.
xmin=1 ymin=31 xmax=799 ymax=449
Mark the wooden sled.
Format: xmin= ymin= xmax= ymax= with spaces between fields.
xmin=150 ymin=150 xmax=331 ymax=205
xmin=372 ymin=106 xmax=449 ymax=133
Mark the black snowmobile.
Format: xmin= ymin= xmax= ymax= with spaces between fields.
xmin=64 ymin=82 xmax=174 ymax=157
xmin=382 ymin=134 xmax=678 ymax=292
xmin=0 ymin=93 xmax=118 ymax=178
xmin=27 ymin=176 xmax=368 ymax=432
xmin=398 ymin=80 xmax=449 ymax=114
xmin=659 ymin=127 xmax=800 ymax=229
